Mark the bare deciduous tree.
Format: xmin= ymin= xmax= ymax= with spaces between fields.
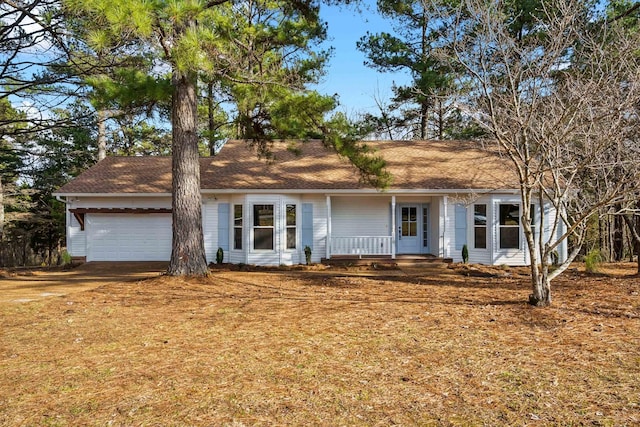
xmin=434 ymin=0 xmax=640 ymax=305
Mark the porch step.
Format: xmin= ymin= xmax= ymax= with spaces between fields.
xmin=322 ymin=255 xmax=453 ymax=268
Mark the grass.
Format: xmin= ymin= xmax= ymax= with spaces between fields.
xmin=1 ymin=263 xmax=639 ymax=426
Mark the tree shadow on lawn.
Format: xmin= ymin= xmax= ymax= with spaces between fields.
xmin=133 ymin=271 xmax=527 ymax=309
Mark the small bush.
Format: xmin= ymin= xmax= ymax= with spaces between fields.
xmin=584 ymin=249 xmax=602 ymax=273
xmin=304 ymin=246 xmax=312 ymax=265
xmin=61 ymin=250 xmax=72 ymax=265
xmin=461 ymin=244 xmax=469 ymax=264
xmin=216 ymin=247 xmax=224 ymax=264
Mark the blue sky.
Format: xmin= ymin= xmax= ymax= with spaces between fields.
xmin=7 ymin=1 xmax=407 ymax=119
xmin=315 ymin=1 xmax=411 ymax=116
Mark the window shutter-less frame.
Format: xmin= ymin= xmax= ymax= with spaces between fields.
xmin=301 ymin=203 xmax=313 ymax=249
xmin=218 ymin=203 xmax=230 ymax=252
xmin=455 ymin=204 xmax=467 ymax=250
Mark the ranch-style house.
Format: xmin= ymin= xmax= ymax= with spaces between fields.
xmin=54 ymin=139 xmax=567 ymax=266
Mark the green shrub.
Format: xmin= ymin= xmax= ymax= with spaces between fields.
xmin=216 ymin=247 xmax=224 ymax=264
xmin=584 ymin=249 xmax=602 ymax=273
xmin=461 ymin=244 xmax=469 ymax=264
xmin=304 ymin=245 xmax=312 ymax=265
xmin=61 ymin=250 xmax=72 ymax=265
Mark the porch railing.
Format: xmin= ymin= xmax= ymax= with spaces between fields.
xmin=330 ymin=236 xmax=393 ymax=257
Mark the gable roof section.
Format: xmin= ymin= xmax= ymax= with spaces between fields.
xmin=56 ymin=156 xmax=173 ymax=194
xmin=55 ymin=139 xmax=518 ymax=195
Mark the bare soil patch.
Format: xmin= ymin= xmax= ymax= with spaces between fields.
xmin=1 ymin=263 xmax=638 ymax=426
xmin=0 ymin=262 xmax=167 ymax=303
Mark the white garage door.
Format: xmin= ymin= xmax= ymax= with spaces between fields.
xmin=86 ymin=214 xmax=172 ymax=261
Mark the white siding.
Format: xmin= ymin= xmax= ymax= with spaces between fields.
xmin=442 ymin=197 xmax=456 ymax=260
xmin=228 ymin=195 xmax=247 ymax=265
xmin=331 ymin=196 xmax=390 ymax=237
xmin=68 ymin=228 xmax=86 ymax=257
xmin=243 ymin=195 xmax=305 ymax=266
xmin=467 ymin=197 xmax=492 ymax=265
xmin=303 ymin=195 xmax=327 ymax=264
xmin=203 ymin=196 xmax=229 ymax=264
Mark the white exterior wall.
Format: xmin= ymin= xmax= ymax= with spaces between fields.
xmin=243 ymin=195 xmax=303 ymax=266
xmin=331 ymin=196 xmax=391 ymax=237
xmin=303 ymin=194 xmax=327 ymax=264
xmin=466 ymin=196 xmax=493 ymax=265
xmin=64 ymin=196 xmax=171 ymax=259
xmin=212 ymin=194 xmax=326 ymax=266
xmin=227 ymin=195 xmax=247 ymax=265
xmin=67 ymin=213 xmax=86 ymax=257
xmin=63 ymin=192 xmax=566 ymax=267
xmin=440 ymin=197 xmax=453 ymax=258
xmin=441 ymin=194 xmax=567 ymax=266
xmin=203 ymin=195 xmax=229 ymax=264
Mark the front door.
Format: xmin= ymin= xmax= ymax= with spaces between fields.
xmin=397 ymin=205 xmax=421 ymax=254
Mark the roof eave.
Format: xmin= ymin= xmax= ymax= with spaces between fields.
xmin=53 ymin=192 xmax=173 ymax=198
xmin=202 ymin=188 xmax=520 ymax=195
xmin=54 ymin=188 xmax=520 ymax=197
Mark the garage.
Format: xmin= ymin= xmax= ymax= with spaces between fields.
xmin=86 ymin=213 xmax=172 ymax=261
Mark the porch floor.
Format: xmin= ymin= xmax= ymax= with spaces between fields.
xmin=322 ymin=254 xmax=453 ymax=268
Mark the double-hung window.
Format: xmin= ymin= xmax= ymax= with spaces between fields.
xmin=530 ymin=204 xmax=536 ymax=238
xmin=233 ymin=205 xmax=243 ymax=250
xmin=474 ymin=204 xmax=487 ymax=249
xmin=286 ymin=204 xmax=296 ymax=249
xmin=499 ymin=204 xmax=520 ymax=249
xmin=253 ymin=204 xmax=274 ymax=250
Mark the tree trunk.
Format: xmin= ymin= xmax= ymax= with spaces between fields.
xmin=97 ymin=108 xmax=108 ymax=160
xmin=637 ymin=212 xmax=640 ymax=275
xmin=167 ymin=70 xmax=208 ymax=276
xmin=613 ymin=204 xmax=624 ymax=261
xmin=622 ymin=210 xmax=640 ymax=276
xmin=207 ymin=81 xmax=216 ymax=156
xmin=529 ymin=266 xmax=552 ymax=306
xmin=437 ymin=99 xmax=444 ymax=140
xmin=420 ymin=102 xmax=428 ymax=139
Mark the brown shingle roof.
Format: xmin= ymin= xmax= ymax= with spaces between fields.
xmin=55 ymin=139 xmax=518 ymax=194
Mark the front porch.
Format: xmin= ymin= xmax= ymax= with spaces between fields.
xmin=324 ymin=194 xmax=448 ymax=261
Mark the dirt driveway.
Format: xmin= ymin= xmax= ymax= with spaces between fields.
xmin=0 ymin=262 xmax=168 ymax=303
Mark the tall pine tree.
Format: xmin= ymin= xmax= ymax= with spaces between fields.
xmin=64 ymin=0 xmax=387 ymax=275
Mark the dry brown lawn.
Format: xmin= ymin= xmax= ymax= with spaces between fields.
xmin=1 ymin=263 xmax=639 ymax=426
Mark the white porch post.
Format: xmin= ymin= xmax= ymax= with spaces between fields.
xmin=326 ymin=195 xmax=332 ymax=259
xmin=441 ymin=195 xmax=448 ymax=258
xmin=391 ymin=195 xmax=396 ymax=259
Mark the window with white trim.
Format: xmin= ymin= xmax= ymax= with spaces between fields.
xmin=233 ymin=204 xmax=243 ymax=250
xmin=286 ymin=204 xmax=296 ymax=249
xmin=499 ymin=204 xmax=520 ymax=249
xmin=474 ymin=204 xmax=487 ymax=249
xmin=530 ymin=204 xmax=536 ymax=238
xmin=253 ymin=204 xmax=274 ymax=250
